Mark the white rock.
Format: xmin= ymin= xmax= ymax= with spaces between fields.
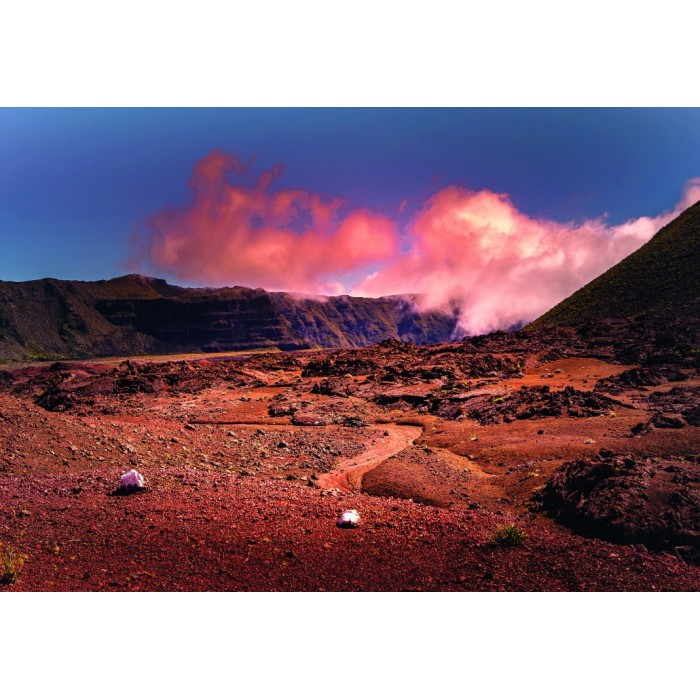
xmin=337 ymin=509 xmax=361 ymax=528
xmin=120 ymin=469 xmax=145 ymax=490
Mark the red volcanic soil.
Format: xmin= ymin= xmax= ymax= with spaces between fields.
xmin=1 ymin=327 xmax=699 ymax=591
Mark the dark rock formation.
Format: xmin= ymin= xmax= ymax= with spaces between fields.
xmin=540 ymin=451 xmax=700 ymax=556
xmin=431 ymin=385 xmax=618 ymax=424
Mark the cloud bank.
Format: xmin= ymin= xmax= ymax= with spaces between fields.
xmin=356 ymin=178 xmax=700 ymax=334
xmin=135 ymin=150 xmax=700 ymax=335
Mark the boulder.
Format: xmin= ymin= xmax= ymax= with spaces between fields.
xmin=540 ymin=452 xmax=700 ymax=553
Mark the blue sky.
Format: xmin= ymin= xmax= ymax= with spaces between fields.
xmin=1 ymin=107 xmax=699 ymax=283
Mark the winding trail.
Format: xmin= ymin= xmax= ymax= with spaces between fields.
xmin=316 ymin=424 xmax=423 ymax=493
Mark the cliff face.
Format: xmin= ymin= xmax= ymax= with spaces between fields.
xmin=0 ymin=275 xmax=459 ymax=361
xmin=270 ymin=293 xmax=459 ymax=349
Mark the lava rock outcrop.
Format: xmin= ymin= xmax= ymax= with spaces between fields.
xmin=540 ymin=451 xmax=700 ymax=556
xmin=431 ymin=385 xmax=617 ymax=424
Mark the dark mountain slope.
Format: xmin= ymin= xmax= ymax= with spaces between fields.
xmin=0 ymin=275 xmax=459 ymax=362
xmin=0 ymin=277 xmax=155 ymax=361
xmin=530 ymin=200 xmax=700 ymax=328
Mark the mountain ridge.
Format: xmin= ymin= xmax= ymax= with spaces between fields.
xmin=0 ymin=274 xmax=459 ymax=362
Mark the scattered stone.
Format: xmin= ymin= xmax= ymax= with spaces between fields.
xmin=120 ymin=469 xmax=145 ymax=491
xmin=631 ymin=421 xmax=653 ymax=436
xmin=651 ymin=412 xmax=686 ymax=429
xmin=337 ymin=509 xmax=361 ymax=528
xmin=292 ymin=412 xmax=332 ymax=426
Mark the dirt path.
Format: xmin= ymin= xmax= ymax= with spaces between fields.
xmin=316 ymin=424 xmax=422 ymax=492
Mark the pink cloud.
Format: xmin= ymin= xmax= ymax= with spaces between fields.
xmin=135 ymin=149 xmax=700 ymax=335
xmin=139 ymin=149 xmax=399 ymax=294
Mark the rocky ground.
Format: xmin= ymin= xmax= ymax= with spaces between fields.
xmin=1 ymin=318 xmax=699 ymax=591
